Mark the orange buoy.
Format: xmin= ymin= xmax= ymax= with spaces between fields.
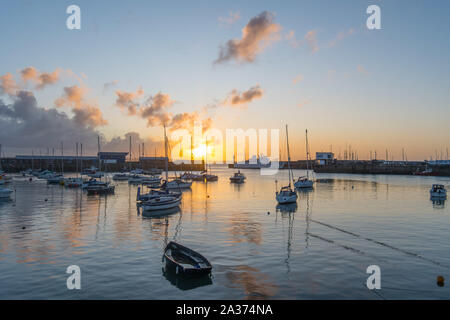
xmin=437 ymin=275 xmax=445 ymax=287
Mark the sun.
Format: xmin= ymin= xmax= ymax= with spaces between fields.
xmin=192 ymin=144 xmax=207 ymax=159
xmin=192 ymin=144 xmax=215 ymax=160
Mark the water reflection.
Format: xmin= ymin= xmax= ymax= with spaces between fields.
xmin=275 ymin=203 xmax=298 ymax=214
xmin=221 ymin=265 xmax=278 ymax=299
xmin=141 ymin=206 xmax=181 ymax=218
xmin=162 ymin=268 xmax=213 ymax=291
xmin=227 ymin=214 xmax=262 ymax=245
xmin=430 ymin=197 xmax=446 ymax=209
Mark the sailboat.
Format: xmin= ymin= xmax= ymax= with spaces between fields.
xmin=142 ymin=125 xmax=183 ymax=211
xmin=294 ymin=129 xmax=314 ymax=189
xmin=198 ymin=136 xmax=218 ymax=182
xmin=276 ymin=125 xmax=298 ymax=204
xmin=65 ymin=143 xmax=83 ymax=188
xmin=86 ymin=136 xmax=115 ymax=194
xmin=161 ymin=128 xmax=192 ymax=190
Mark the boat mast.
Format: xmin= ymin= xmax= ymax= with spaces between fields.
xmin=129 ymin=135 xmax=132 ymax=171
xmin=97 ymin=135 xmax=101 ymax=173
xmin=305 ymin=129 xmax=309 ymax=179
xmin=205 ymin=136 xmax=208 ymax=174
xmin=61 ymin=141 xmax=64 ymax=175
xmin=164 ymin=124 xmax=168 ymax=181
xmin=80 ymin=143 xmax=83 ymax=176
xmin=76 ymin=142 xmax=79 ymax=178
xmin=285 ymin=125 xmax=293 ymax=187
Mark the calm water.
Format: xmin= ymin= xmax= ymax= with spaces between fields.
xmin=1 ymin=167 xmax=450 ymax=299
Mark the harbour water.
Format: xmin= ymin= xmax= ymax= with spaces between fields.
xmin=0 ymin=167 xmax=449 ymax=299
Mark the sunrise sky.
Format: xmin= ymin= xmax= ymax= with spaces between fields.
xmin=1 ymin=0 xmax=449 ymax=161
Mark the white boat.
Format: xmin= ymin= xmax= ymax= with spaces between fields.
xmin=162 ymin=179 xmax=192 ymax=189
xmin=142 ymin=195 xmax=181 ymax=211
xmin=89 ymin=171 xmax=104 ymax=178
xmin=86 ymin=183 xmax=115 ymax=195
xmin=146 ymin=168 xmax=163 ymax=175
xmin=130 ymin=169 xmax=144 ymax=174
xmin=230 ymin=170 xmax=246 ymax=183
xmin=0 ymin=187 xmax=13 ymax=199
xmin=47 ymin=174 xmax=64 ymax=184
xmin=180 ymin=172 xmax=201 ymax=180
xmin=38 ymin=170 xmax=55 ymax=179
xmin=276 ymin=125 xmax=298 ymax=205
xmin=232 ymin=155 xmax=272 ymax=169
xmin=295 ymin=177 xmax=314 ymax=188
xmin=128 ymin=174 xmax=145 ymax=184
xmin=64 ymin=177 xmax=83 ymax=188
xmin=143 ymin=125 xmax=185 ymax=211
xmin=136 ymin=186 xmax=181 ymax=202
xmin=276 ymin=186 xmax=298 ymax=204
xmin=294 ymin=129 xmax=314 ymax=189
xmin=141 ymin=176 xmax=161 ymax=185
xmin=112 ymin=173 xmax=130 ymax=181
xmin=20 ymin=169 xmax=33 ymax=176
xmin=430 ymin=184 xmax=447 ymax=198
xmin=82 ymin=178 xmax=105 ymax=189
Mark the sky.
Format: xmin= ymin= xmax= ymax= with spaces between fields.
xmin=1 ymin=0 xmax=449 ymax=161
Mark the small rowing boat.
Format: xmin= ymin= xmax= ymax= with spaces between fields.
xmin=162 ymin=241 xmax=212 ymax=276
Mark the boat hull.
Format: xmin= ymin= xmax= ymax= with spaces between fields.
xmin=0 ymin=189 xmax=13 ymax=199
xmin=143 ymin=197 xmax=181 ymax=211
xmin=163 ymin=241 xmax=212 ymax=276
xmin=294 ymin=180 xmax=314 ymax=188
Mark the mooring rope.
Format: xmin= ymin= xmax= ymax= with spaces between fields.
xmin=309 ymin=218 xmax=450 ymax=270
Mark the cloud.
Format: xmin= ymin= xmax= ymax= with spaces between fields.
xmin=304 ymin=30 xmax=319 ymax=53
xmin=0 ymin=91 xmax=101 ymax=153
xmin=218 ymin=11 xmax=241 ymax=25
xmin=298 ymin=100 xmax=309 ymax=108
xmin=285 ymin=29 xmax=319 ymax=53
xmin=293 ymin=74 xmax=303 ymax=84
xmin=103 ymin=80 xmax=118 ymax=94
xmin=357 ymin=65 xmax=368 ymax=76
xmin=328 ymin=28 xmax=355 ymax=48
xmin=215 ymin=11 xmax=282 ymax=64
xmin=55 ymin=85 xmax=88 ymax=108
xmin=285 ymin=30 xmax=301 ymax=48
xmin=169 ymin=112 xmax=213 ymax=134
xmin=224 ymin=85 xmax=263 ymax=107
xmin=140 ymin=92 xmax=175 ymax=126
xmin=0 ymin=73 xmax=18 ymax=95
xmin=115 ymin=87 xmax=144 ymax=115
xmin=72 ymin=104 xmax=108 ymax=127
xmin=20 ymin=67 xmax=61 ymax=90
xmin=102 ymin=131 xmax=162 ymax=154
xmin=54 ymin=85 xmax=107 ymax=127
xmin=0 ymin=91 xmax=158 ymax=155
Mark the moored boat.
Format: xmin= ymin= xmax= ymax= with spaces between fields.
xmin=86 ymin=183 xmax=115 ymax=195
xmin=136 ymin=186 xmax=181 ymax=202
xmin=276 ymin=125 xmax=298 ymax=205
xmin=230 ymin=170 xmax=246 ymax=183
xmin=142 ymin=195 xmax=181 ymax=211
xmin=162 ymin=241 xmax=212 ymax=276
xmin=112 ymin=173 xmax=130 ymax=181
xmin=161 ymin=179 xmax=192 ymax=190
xmin=0 ymin=187 xmax=13 ymax=199
xmin=430 ymin=184 xmax=447 ymax=198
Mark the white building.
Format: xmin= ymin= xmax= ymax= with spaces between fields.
xmin=316 ymin=152 xmax=334 ymax=165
